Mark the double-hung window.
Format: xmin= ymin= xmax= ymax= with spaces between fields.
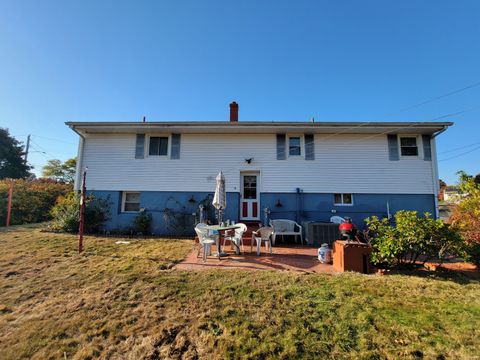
xmin=399 ymin=137 xmax=418 ymax=157
xmin=288 ymin=136 xmax=301 ymax=156
xmin=122 ymin=192 xmax=140 ymax=212
xmin=334 ymin=193 xmax=353 ymax=206
xmin=149 ymin=136 xmax=169 ymax=156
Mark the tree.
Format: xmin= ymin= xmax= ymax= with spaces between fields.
xmin=439 ymin=179 xmax=446 ymax=189
xmin=450 ymin=171 xmax=480 ymax=266
xmin=456 ymin=170 xmax=473 ymax=193
xmin=0 ymin=128 xmax=31 ymax=179
xmin=42 ymin=157 xmax=77 ymax=183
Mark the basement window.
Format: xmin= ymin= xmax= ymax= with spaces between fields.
xmin=149 ymin=136 xmax=169 ymax=156
xmin=122 ymin=192 xmax=140 ymax=212
xmin=399 ymin=136 xmax=418 ymax=156
xmin=334 ymin=193 xmax=353 ymax=206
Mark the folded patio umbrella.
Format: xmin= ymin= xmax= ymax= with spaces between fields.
xmin=212 ymin=171 xmax=226 ymax=224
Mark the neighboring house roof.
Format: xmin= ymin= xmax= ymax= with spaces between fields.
xmin=66 ymin=121 xmax=453 ymax=136
xmin=445 ymin=186 xmax=460 ymax=193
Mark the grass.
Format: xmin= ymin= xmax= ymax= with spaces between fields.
xmin=0 ymin=225 xmax=479 ymax=359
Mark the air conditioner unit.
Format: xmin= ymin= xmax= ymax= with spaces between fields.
xmin=302 ymin=221 xmax=340 ymax=246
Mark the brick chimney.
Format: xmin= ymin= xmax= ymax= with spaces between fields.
xmin=229 ymin=101 xmax=239 ymax=122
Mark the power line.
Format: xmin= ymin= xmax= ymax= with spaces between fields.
xmin=32 ymin=134 xmax=76 ymax=145
xmin=386 ymin=80 xmax=480 ymax=116
xmin=28 ymin=144 xmax=51 ymax=160
xmin=427 ymin=105 xmax=480 ymax=121
xmin=308 ymin=80 xmax=480 ymax=150
xmin=439 ymin=141 xmax=480 ymax=155
xmin=30 ymin=139 xmax=72 ymax=159
xmin=439 ymin=145 xmax=480 ymax=162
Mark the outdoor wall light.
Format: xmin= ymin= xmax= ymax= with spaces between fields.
xmin=245 ymin=158 xmax=253 ymax=164
xmin=275 ymin=199 xmax=283 ymax=207
xmin=188 ymin=195 xmax=196 ymax=203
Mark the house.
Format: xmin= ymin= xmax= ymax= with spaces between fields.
xmin=66 ymin=102 xmax=452 ymax=235
xmin=443 ymin=185 xmax=463 ymax=204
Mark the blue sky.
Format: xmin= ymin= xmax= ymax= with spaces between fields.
xmin=0 ymin=0 xmax=479 ymax=183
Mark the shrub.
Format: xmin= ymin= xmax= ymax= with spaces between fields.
xmin=364 ymin=216 xmax=398 ymax=266
xmin=132 ymin=209 xmax=152 ymax=235
xmin=49 ymin=192 xmax=111 ymax=233
xmin=365 ymin=210 xmax=463 ymax=267
xmin=0 ymin=178 xmax=71 ymax=225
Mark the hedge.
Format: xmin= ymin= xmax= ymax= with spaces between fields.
xmin=0 ymin=178 xmax=72 ymax=226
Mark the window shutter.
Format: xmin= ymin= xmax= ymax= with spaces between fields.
xmin=422 ymin=135 xmax=432 ymax=161
xmin=387 ymin=134 xmax=399 ymax=161
xmin=118 ymin=192 xmax=123 ymax=214
xmin=135 ymin=134 xmax=145 ymax=159
xmin=305 ymin=134 xmax=314 ymax=160
xmin=171 ymin=134 xmax=181 ymax=159
xmin=276 ymin=134 xmax=286 ymax=160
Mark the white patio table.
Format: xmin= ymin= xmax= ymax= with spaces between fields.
xmin=205 ymin=224 xmax=241 ymax=258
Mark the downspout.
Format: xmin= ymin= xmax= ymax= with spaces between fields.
xmin=71 ymin=127 xmax=85 ymax=192
xmin=296 ymin=188 xmax=301 ymax=222
xmin=430 ymin=125 xmax=448 ymax=219
xmin=432 ymin=126 xmax=448 ymax=139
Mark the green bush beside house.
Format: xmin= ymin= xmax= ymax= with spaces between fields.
xmin=365 ymin=210 xmax=463 ymax=268
xmin=49 ymin=192 xmax=112 ymax=233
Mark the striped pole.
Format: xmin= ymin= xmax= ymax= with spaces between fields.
xmin=78 ymin=169 xmax=87 ymax=253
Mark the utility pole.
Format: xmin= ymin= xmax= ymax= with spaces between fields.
xmin=24 ymin=135 xmax=31 ymax=164
xmin=78 ymin=168 xmax=87 ymax=253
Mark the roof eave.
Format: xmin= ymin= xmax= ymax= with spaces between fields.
xmin=65 ymin=121 xmax=453 ymax=136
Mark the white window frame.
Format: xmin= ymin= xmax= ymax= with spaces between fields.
xmin=287 ymin=134 xmax=304 ymax=158
xmin=333 ymin=193 xmax=354 ymax=206
xmin=147 ymin=134 xmax=170 ymax=157
xmin=121 ymin=191 xmax=141 ymax=213
xmin=398 ymin=135 xmax=422 ymax=159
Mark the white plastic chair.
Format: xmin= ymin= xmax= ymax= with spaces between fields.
xmin=330 ymin=216 xmax=345 ymax=224
xmin=195 ymin=223 xmax=219 ymax=262
xmin=269 ymin=219 xmax=303 ymax=245
xmin=251 ymin=227 xmax=274 ymax=256
xmin=223 ymin=223 xmax=247 ymax=254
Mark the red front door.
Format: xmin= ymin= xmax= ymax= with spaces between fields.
xmin=240 ymin=174 xmax=259 ymax=220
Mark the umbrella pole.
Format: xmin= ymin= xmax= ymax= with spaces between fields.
xmin=217 ymin=208 xmax=224 ymax=225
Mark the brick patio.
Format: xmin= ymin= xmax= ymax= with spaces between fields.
xmin=175 ymin=244 xmax=336 ymax=273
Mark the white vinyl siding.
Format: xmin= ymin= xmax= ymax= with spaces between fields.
xmin=79 ymin=133 xmax=436 ymax=194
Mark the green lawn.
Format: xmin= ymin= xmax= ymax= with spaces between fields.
xmin=0 ymin=225 xmax=479 ymax=359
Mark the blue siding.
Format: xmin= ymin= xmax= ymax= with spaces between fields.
xmin=262 ymin=193 xmax=436 ymax=228
xmin=90 ymin=190 xmax=435 ymax=234
xmin=89 ymin=191 xmax=239 ymax=235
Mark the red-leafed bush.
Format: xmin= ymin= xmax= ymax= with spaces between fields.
xmin=0 ymin=178 xmax=71 ymax=225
